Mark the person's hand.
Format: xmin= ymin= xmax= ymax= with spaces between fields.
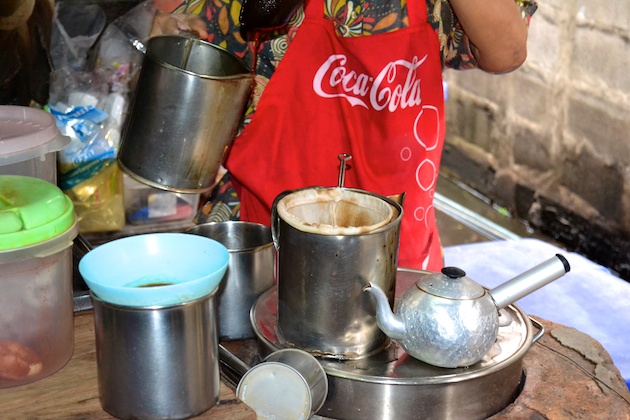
xmin=149 ymin=11 xmax=209 ymax=39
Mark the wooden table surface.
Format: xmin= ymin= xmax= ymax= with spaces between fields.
xmin=3 ymin=312 xmax=628 ymax=419
xmin=0 ymin=311 xmax=255 ymax=419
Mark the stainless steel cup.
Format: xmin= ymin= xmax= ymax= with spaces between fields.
xmin=236 ymin=349 xmax=328 ymax=419
xmin=118 ymin=36 xmax=252 ymax=193
xmin=92 ymin=292 xmax=220 ymax=420
xmin=272 ymin=187 xmax=403 ymax=360
xmin=186 ymin=222 xmax=275 ymax=340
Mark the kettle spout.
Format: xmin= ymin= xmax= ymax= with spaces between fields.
xmin=363 ymin=282 xmax=406 ymax=340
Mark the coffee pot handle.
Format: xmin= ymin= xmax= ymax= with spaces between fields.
xmin=337 ymin=153 xmax=352 ymax=188
xmin=270 ymin=190 xmax=293 ymax=251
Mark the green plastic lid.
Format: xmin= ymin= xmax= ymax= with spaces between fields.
xmin=0 ymin=175 xmax=76 ymax=251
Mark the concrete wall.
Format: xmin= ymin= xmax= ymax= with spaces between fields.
xmin=441 ymin=0 xmax=630 ymax=280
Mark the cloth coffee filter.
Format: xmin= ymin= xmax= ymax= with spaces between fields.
xmin=276 ymin=188 xmax=394 ymax=235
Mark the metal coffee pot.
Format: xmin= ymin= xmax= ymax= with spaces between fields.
xmin=271 ymin=154 xmax=404 ymax=359
xmin=364 ymin=254 xmax=570 ymax=368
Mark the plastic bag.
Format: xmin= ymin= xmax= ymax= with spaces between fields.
xmin=48 ymin=1 xmax=158 ymax=233
xmin=50 ymin=104 xmax=114 ymax=178
xmin=92 ymin=0 xmax=156 ymax=147
xmin=50 ymin=3 xmax=106 ymax=72
xmin=63 ymin=161 xmax=125 ymax=234
xmin=48 ymin=103 xmax=125 ymax=233
xmin=94 ymin=1 xmax=154 ymax=93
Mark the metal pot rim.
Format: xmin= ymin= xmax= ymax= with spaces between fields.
xmin=277 ymin=186 xmax=404 ymax=236
xmin=251 ymin=269 xmax=537 ymax=386
xmin=146 ymin=35 xmax=252 ymax=80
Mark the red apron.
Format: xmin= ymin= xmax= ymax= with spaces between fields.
xmin=226 ymin=0 xmax=446 ymax=270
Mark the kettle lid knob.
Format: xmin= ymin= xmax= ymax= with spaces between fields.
xmin=441 ymin=266 xmax=466 ymax=279
xmin=416 ymin=266 xmax=486 ymax=299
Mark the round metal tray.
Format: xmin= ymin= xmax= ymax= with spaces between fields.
xmin=251 ymin=268 xmax=539 ymax=419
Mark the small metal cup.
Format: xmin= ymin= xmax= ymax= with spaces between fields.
xmin=236 ymin=349 xmax=328 ymax=419
xmin=186 ymin=221 xmax=275 ymax=340
xmin=92 ymin=292 xmax=220 ymax=420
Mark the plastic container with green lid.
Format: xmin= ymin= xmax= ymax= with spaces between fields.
xmin=0 ymin=175 xmax=78 ymax=388
xmin=0 ymin=175 xmax=77 ymax=254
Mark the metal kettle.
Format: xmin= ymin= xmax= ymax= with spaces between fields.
xmin=363 ymin=254 xmax=570 ymax=368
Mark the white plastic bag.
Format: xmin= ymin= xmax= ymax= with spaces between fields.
xmin=50 ymin=3 xmax=106 ymax=72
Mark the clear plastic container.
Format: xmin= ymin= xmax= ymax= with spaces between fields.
xmin=0 ymin=176 xmax=78 ymax=388
xmin=0 ymin=105 xmax=69 ymax=185
xmin=123 ymin=174 xmax=199 ymax=225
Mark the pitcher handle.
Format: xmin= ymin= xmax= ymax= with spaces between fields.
xmin=387 ymin=192 xmax=406 ymax=207
xmin=337 ymin=153 xmax=352 ymax=188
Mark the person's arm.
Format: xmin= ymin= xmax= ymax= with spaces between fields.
xmin=448 ymin=0 xmax=529 ymax=73
xmin=149 ymin=10 xmax=209 ymax=39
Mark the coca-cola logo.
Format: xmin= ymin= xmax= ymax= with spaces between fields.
xmin=313 ymin=54 xmax=427 ymax=111
xmin=312 ymin=53 xmax=442 ymax=234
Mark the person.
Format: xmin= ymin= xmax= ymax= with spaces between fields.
xmin=0 ymin=0 xmax=53 ymax=106
xmin=149 ymin=0 xmax=537 ymax=270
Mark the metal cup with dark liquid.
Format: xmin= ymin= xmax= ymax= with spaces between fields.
xmin=92 ymin=293 xmax=220 ymax=420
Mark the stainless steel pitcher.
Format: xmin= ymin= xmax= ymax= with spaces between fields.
xmin=118 ymin=36 xmax=252 ymax=193
xmin=92 ymin=292 xmax=220 ymax=419
xmin=272 ymin=187 xmax=403 ymax=360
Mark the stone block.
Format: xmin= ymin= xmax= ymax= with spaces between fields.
xmin=512 ymin=125 xmax=552 ymax=171
xmin=445 ymin=69 xmax=508 ymax=107
xmin=441 ymin=1 xmax=630 ymax=281
xmin=576 ymin=0 xmax=630 ymax=32
xmin=445 ymin=97 xmax=495 ymax=152
xmin=561 ymin=148 xmax=624 ymax=222
xmin=527 ymin=12 xmax=561 ymax=72
xmin=441 ymin=140 xmax=497 ymax=194
xmin=539 ymin=0 xmax=564 ymax=12
xmin=508 ymin=72 xmax=557 ymax=126
xmin=567 ymin=93 xmax=630 ymax=166
xmin=494 ymin=170 xmax=517 ymax=212
xmin=573 ymin=27 xmax=630 ymax=94
xmin=514 ymin=183 xmax=536 ymax=221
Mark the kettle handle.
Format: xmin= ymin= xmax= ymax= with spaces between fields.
xmin=490 ymin=254 xmax=571 ymax=310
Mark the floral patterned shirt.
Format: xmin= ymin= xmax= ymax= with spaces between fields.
xmin=158 ymin=0 xmax=537 ymax=121
xmin=153 ymin=0 xmax=537 ymax=222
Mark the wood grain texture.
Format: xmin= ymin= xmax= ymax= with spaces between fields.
xmin=0 ymin=312 xmax=255 ymax=419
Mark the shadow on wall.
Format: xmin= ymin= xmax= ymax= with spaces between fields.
xmin=441 ymin=145 xmax=630 ymax=283
xmin=517 ymin=187 xmax=630 ymax=282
